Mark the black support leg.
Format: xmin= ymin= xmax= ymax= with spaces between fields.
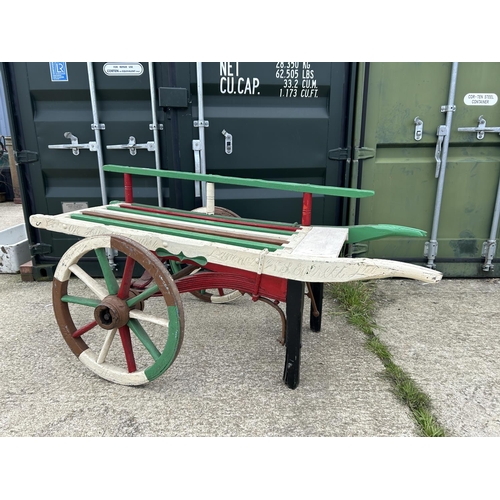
xmin=283 ymin=280 xmax=305 ymax=389
xmin=309 ymin=282 xmax=324 ymax=332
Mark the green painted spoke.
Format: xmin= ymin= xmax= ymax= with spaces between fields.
xmin=61 ymin=295 xmax=100 ymax=307
xmin=95 ymin=248 xmax=119 ymax=295
xmin=128 ymin=319 xmax=161 ymax=361
xmin=126 ymin=284 xmax=160 ymax=308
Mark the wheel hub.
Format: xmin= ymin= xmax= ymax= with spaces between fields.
xmin=94 ymin=295 xmax=130 ymax=330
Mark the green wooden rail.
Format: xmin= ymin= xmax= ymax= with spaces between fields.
xmin=103 ymin=164 xmax=375 ymax=199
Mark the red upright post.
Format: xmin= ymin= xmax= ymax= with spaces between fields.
xmin=124 ymin=173 xmax=134 ymax=203
xmin=301 ymin=192 xmax=312 ymax=226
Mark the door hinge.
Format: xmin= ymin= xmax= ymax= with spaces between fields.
xmin=328 ymin=147 xmax=375 ymax=162
xmin=15 ymin=150 xmax=39 ymax=164
xmin=30 ymin=243 xmax=52 ymax=256
xmin=349 ymin=243 xmax=368 ymax=256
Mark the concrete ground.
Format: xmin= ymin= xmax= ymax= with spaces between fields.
xmin=0 ymin=201 xmax=499 ymax=438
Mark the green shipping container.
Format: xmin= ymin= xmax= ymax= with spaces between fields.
xmin=353 ymin=62 xmax=500 ymax=277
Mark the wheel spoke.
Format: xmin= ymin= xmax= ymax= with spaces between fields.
xmin=97 ymin=328 xmax=117 ymax=364
xmin=118 ymin=325 xmax=137 ymax=373
xmin=129 ymin=309 xmax=169 ymax=327
xmin=126 ymin=284 xmax=159 ymax=308
xmin=61 ymin=295 xmax=100 ymax=307
xmin=217 ymin=288 xmax=225 ymax=296
xmin=72 ymin=320 xmax=98 ymax=338
xmin=128 ymin=319 xmax=161 ymax=361
xmin=69 ymin=264 xmax=108 ymax=300
xmin=95 ymin=248 xmax=119 ymax=295
xmin=117 ymin=256 xmax=136 ymax=299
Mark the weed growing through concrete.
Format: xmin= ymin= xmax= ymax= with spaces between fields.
xmin=328 ymin=281 xmax=446 ymax=437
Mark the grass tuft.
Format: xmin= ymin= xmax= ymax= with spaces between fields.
xmin=328 ymin=281 xmax=447 ymax=437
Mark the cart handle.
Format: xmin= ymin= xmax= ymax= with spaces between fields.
xmin=103 ymin=164 xmax=375 ymax=226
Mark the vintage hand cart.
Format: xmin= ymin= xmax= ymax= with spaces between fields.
xmin=30 ymin=165 xmax=442 ymax=389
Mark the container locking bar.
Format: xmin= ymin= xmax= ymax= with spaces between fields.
xmin=106 ymin=136 xmax=156 ymax=156
xmin=457 ymin=115 xmax=500 ymax=140
xmin=48 ymin=132 xmax=97 ymax=156
xmin=425 ymin=62 xmax=459 ymax=269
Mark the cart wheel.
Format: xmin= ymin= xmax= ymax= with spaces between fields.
xmin=184 ymin=206 xmax=243 ymax=303
xmin=52 ymin=235 xmax=184 ymax=386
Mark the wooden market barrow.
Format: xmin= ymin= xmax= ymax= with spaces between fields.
xmin=30 ymin=164 xmax=442 ymax=389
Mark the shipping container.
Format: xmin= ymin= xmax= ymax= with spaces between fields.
xmin=2 ymin=61 xmax=500 ymax=280
xmin=354 ymin=62 xmax=500 ymax=277
xmin=1 ymin=62 xmax=354 ymax=279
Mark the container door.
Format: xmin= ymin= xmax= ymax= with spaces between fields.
xmin=191 ymin=62 xmax=354 ymax=225
xmin=354 ymin=62 xmax=500 ymax=277
xmin=2 ymin=62 xmax=171 ymax=279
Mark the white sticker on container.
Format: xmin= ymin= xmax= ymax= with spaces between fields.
xmin=103 ymin=63 xmax=144 ymax=76
xmin=463 ymin=93 xmax=498 ymax=106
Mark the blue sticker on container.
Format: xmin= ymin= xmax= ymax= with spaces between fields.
xmin=49 ymin=62 xmax=69 ymax=82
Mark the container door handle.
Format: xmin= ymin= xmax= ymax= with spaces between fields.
xmin=48 ymin=132 xmax=97 ymax=155
xmin=106 ymin=136 xmax=156 ymax=156
xmin=434 ymin=125 xmax=447 ymax=178
xmin=192 ymin=139 xmax=202 ymax=197
xmin=221 ymin=129 xmax=233 ymax=154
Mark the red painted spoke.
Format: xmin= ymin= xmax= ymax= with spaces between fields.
xmin=217 ymin=288 xmax=225 ymax=296
xmin=117 ymin=256 xmax=136 ymax=299
xmin=119 ymin=325 xmax=137 ymax=373
xmin=72 ymin=320 xmax=98 ymax=338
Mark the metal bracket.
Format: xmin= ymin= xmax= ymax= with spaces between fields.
xmin=328 ymin=147 xmax=375 ymax=162
xmin=457 ymin=115 xmax=500 ymax=140
xmin=106 ymin=136 xmax=156 ymax=156
xmin=91 ymin=123 xmax=106 ymax=131
xmin=149 ymin=123 xmax=164 ymax=131
xmin=193 ymin=120 xmax=209 ymax=128
xmin=15 ymin=150 xmax=39 ymax=164
xmin=48 ymin=132 xmax=98 ymax=156
xmin=441 ymin=105 xmax=456 ymax=113
xmin=221 ymin=129 xmax=233 ymax=154
xmin=481 ymin=240 xmax=497 ymax=271
xmin=424 ymin=240 xmax=438 ymax=267
xmin=414 ymin=117 xmax=423 ymax=141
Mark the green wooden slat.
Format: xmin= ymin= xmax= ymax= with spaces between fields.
xmin=106 ymin=206 xmax=296 ymax=235
xmin=71 ymin=214 xmax=282 ymax=252
xmin=347 ymin=224 xmax=427 ymax=244
xmin=103 ymin=164 xmax=375 ymax=198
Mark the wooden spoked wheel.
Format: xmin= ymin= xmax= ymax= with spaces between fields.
xmin=174 ymin=206 xmax=243 ymax=304
xmin=52 ymin=235 xmax=184 ymax=386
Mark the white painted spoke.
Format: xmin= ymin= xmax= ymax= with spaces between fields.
xmin=97 ymin=328 xmax=117 ymax=364
xmin=129 ymin=309 xmax=169 ymax=327
xmin=69 ymin=264 xmax=108 ymax=300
